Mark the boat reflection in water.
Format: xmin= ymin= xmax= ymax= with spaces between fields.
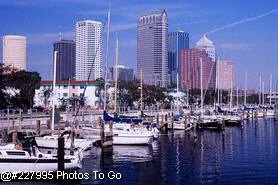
xmin=12 ymin=119 xmax=278 ymax=184
xmin=113 ymin=145 xmax=154 ymax=163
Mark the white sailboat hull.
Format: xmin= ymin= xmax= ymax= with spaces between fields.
xmin=36 ymin=136 xmax=93 ymax=151
xmin=113 ymin=135 xmax=153 ymax=145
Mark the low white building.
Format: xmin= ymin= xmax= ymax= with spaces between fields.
xmin=34 ymin=80 xmax=102 ymax=109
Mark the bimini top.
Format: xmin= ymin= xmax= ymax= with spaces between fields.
xmin=103 ymin=111 xmax=142 ymax=123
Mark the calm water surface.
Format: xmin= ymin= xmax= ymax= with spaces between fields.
xmin=12 ymin=118 xmax=278 ymax=185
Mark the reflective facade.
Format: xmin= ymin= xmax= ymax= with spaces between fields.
xmin=137 ymin=10 xmax=168 ymax=87
xmin=168 ymin=31 xmax=189 ymax=85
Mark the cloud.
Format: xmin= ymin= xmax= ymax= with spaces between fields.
xmin=219 ymin=43 xmax=252 ymax=50
xmin=206 ymin=8 xmax=278 ymax=34
xmin=27 ymin=31 xmax=74 ymax=45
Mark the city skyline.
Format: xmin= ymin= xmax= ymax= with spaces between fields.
xmin=0 ymin=0 xmax=278 ymax=90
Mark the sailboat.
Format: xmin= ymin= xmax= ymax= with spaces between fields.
xmin=196 ymin=58 xmax=224 ymax=130
xmin=35 ymin=51 xmax=93 ymax=155
xmin=82 ymin=36 xmax=154 ymax=145
xmin=0 ymin=133 xmax=81 ymax=173
xmin=169 ymin=73 xmax=194 ymax=130
xmin=224 ymin=78 xmax=242 ymax=126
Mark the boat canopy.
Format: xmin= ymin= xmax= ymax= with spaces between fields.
xmin=103 ymin=111 xmax=142 ymax=123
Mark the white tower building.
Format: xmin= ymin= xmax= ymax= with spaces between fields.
xmin=196 ymin=35 xmax=215 ymax=62
xmin=75 ymin=20 xmax=102 ymax=80
xmin=3 ymin=35 xmax=27 ymax=70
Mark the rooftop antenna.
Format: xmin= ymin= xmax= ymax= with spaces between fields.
xmin=59 ymin=25 xmax=62 ymax=41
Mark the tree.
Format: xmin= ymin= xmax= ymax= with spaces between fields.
xmin=0 ymin=64 xmax=41 ymax=109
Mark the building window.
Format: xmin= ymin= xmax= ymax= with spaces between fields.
xmin=63 ymin=93 xmax=68 ymax=97
xmin=64 ymin=85 xmax=68 ymax=89
xmin=72 ymin=85 xmax=75 ymax=89
xmin=80 ymin=86 xmax=85 ymax=89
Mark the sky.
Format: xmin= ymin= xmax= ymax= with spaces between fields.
xmin=0 ymin=0 xmax=278 ymax=91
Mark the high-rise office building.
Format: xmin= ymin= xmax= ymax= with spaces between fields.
xmin=168 ymin=31 xmax=189 ymax=85
xmin=109 ymin=65 xmax=134 ymax=82
xmin=180 ymin=49 xmax=215 ymax=90
xmin=216 ymin=60 xmax=235 ymax=90
xmin=137 ymin=10 xmax=168 ymax=87
xmin=3 ymin=35 xmax=27 ymax=70
xmin=196 ymin=35 xmax=215 ymax=62
xmin=53 ymin=39 xmax=76 ymax=80
xmin=75 ymin=20 xmax=102 ymax=80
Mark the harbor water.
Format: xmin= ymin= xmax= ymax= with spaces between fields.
xmin=10 ymin=118 xmax=278 ymax=184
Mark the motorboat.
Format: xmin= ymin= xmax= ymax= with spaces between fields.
xmin=224 ymin=115 xmax=242 ymax=126
xmin=196 ymin=115 xmax=224 ymax=130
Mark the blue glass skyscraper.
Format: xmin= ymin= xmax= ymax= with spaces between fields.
xmin=168 ymin=31 xmax=189 ymax=85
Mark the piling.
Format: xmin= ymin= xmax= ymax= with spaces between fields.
xmin=70 ymin=130 xmax=75 ymax=155
xmin=109 ymin=121 xmax=113 ymax=131
xmin=184 ymin=115 xmax=187 ymax=129
xmin=1 ymin=129 xmax=8 ymax=144
xmin=47 ymin=119 xmax=51 ymax=129
xmin=57 ymin=136 xmax=65 ymax=171
xmin=12 ymin=131 xmax=17 ymax=144
xmin=156 ymin=113 xmax=160 ymax=129
xmin=12 ymin=120 xmax=15 ymax=130
xmin=255 ymin=110 xmax=258 ymax=120
xmin=65 ymin=121 xmax=70 ymax=127
xmin=99 ymin=117 xmax=105 ymax=148
xmin=36 ymin=120 xmax=41 ymax=135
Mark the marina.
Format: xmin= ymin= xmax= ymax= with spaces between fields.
xmin=1 ymin=117 xmax=278 ymax=184
xmin=1 ymin=0 xmax=278 ymax=184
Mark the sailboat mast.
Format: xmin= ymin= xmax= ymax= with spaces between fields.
xmin=217 ymin=58 xmax=220 ymax=105
xmin=244 ymin=72 xmax=247 ymax=105
xmin=51 ymin=51 xmax=58 ymax=131
xmin=140 ymin=69 xmax=143 ymax=111
xmin=177 ymin=73 xmax=179 ymax=92
xmin=262 ymin=81 xmax=265 ymax=105
xmin=236 ymin=87 xmax=239 ymax=111
xmin=229 ymin=78 xmax=233 ymax=112
xmin=259 ymin=74 xmax=262 ymax=105
xmin=114 ymin=36 xmax=119 ymax=113
xmin=200 ymin=58 xmax=203 ymax=112
xmin=104 ymin=10 xmax=111 ymax=111
xmin=270 ymin=74 xmax=272 ymax=105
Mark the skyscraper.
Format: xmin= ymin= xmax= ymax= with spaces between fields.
xmin=216 ymin=60 xmax=236 ymax=90
xmin=196 ymin=35 xmax=215 ymax=62
xmin=110 ymin=65 xmax=134 ymax=82
xmin=75 ymin=20 xmax=102 ymax=80
xmin=180 ymin=49 xmax=215 ymax=90
xmin=53 ymin=39 xmax=76 ymax=80
xmin=137 ymin=10 xmax=168 ymax=87
xmin=168 ymin=31 xmax=189 ymax=85
xmin=3 ymin=35 xmax=27 ymax=70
